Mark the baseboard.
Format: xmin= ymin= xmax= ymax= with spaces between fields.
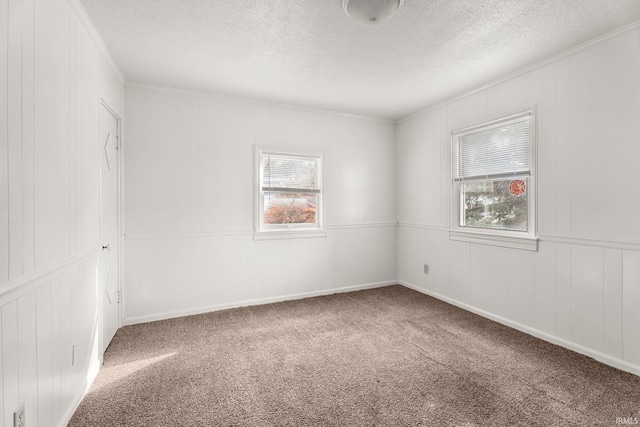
xmin=123 ymin=280 xmax=398 ymax=326
xmin=63 ymin=277 xmax=639 ymax=426
xmin=59 ymin=393 xmax=84 ymax=427
xmin=399 ymin=280 xmax=640 ymax=378
xmin=57 ymin=360 xmax=101 ymax=427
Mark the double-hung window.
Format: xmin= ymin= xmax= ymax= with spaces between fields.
xmin=451 ymin=109 xmax=537 ymax=251
xmin=254 ymin=148 xmax=325 ymax=240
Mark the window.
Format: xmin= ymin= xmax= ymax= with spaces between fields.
xmin=254 ymin=148 xmax=325 ymax=240
xmin=450 ymin=109 xmax=537 ymax=251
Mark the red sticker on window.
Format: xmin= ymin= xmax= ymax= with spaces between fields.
xmin=510 ymin=180 xmax=526 ymax=195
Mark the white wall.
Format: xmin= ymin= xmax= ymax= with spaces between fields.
xmin=123 ymin=87 xmax=397 ymax=324
xmin=3 ymin=8 xmax=637 ymax=427
xmin=397 ymin=26 xmax=640 ymax=375
xmin=0 ymin=0 xmax=123 ymax=426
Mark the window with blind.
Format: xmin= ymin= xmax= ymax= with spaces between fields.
xmin=255 ymin=148 xmax=325 ymax=239
xmin=451 ymin=110 xmax=537 ymax=250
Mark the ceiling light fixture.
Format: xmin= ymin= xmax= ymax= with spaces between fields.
xmin=342 ymin=0 xmax=405 ymax=25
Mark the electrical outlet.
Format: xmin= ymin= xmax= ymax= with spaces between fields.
xmin=424 ymin=264 xmax=429 ymax=274
xmin=72 ymin=342 xmax=79 ymax=366
xmin=14 ymin=402 xmax=25 ymax=427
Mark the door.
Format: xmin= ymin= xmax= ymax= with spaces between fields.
xmin=100 ymin=102 xmax=120 ymax=354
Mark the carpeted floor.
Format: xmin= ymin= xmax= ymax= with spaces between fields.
xmin=69 ymin=285 xmax=640 ymax=426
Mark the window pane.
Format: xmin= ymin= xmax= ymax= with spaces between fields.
xmin=461 ymin=178 xmax=528 ymax=231
xmin=263 ymin=155 xmax=317 ymax=190
xmin=263 ymin=192 xmax=318 ymax=225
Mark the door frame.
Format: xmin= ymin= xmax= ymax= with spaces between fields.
xmin=99 ymin=98 xmax=122 ymax=358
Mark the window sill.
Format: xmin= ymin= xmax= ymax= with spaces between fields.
xmin=253 ymin=229 xmax=327 ymax=241
xmin=449 ymin=230 xmax=538 ymax=251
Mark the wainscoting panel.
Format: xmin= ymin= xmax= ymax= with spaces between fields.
xmin=0 ymin=1 xmax=123 ymax=426
xmin=397 ymin=25 xmax=640 ymax=376
xmin=399 ymin=225 xmax=640 ymax=376
xmin=622 ymin=250 xmax=640 ymax=366
xmin=0 ymin=255 xmax=101 ymax=427
xmin=532 ymin=241 xmax=556 ymax=336
xmin=603 ymin=248 xmax=623 ymax=360
xmin=123 ymin=225 xmax=397 ymax=324
xmin=1 ymin=301 xmax=18 ymax=427
xmin=0 ymin=0 xmax=9 ymax=286
xmin=570 ymin=245 xmax=604 ymax=352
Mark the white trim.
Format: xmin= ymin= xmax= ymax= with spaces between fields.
xmin=124 ymin=230 xmax=254 ymax=240
xmin=124 ymin=223 xmax=398 ymax=241
xmin=399 ymin=20 xmax=640 ymax=124
xmin=450 ymin=108 xmax=537 ymax=246
xmin=58 ymin=390 xmax=84 ymax=427
xmin=398 ymin=222 xmax=449 ymax=232
xmin=449 ymin=230 xmax=539 ymax=251
xmin=253 ymin=229 xmax=328 ymax=241
xmin=399 ymin=281 xmax=640 ymax=377
xmin=123 ymin=280 xmax=397 ymax=325
xmin=119 ymin=93 xmax=128 ymax=335
xmin=125 ymin=82 xmax=395 ymax=124
xmin=254 ymin=147 xmax=325 ymax=239
xmin=67 ymin=0 xmax=125 ymax=84
xmin=57 ymin=353 xmax=102 ymax=427
xmin=538 ymin=234 xmax=640 ymax=251
xmin=398 ymin=221 xmax=640 ymax=251
xmin=327 ymin=221 xmax=398 ymax=230
xmin=0 ymin=248 xmax=100 ymax=305
xmin=99 ymin=100 xmax=124 ymax=350
xmin=451 ymin=110 xmax=533 ymax=140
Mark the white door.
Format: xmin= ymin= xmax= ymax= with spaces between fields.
xmin=100 ymin=102 xmax=120 ymax=353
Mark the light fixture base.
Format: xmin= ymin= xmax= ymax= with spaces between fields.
xmin=342 ymin=0 xmax=405 ymax=25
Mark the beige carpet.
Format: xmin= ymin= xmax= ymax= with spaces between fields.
xmin=69 ymin=285 xmax=640 ymax=426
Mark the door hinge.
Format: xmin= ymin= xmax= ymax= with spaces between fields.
xmin=117 ymin=290 xmax=121 ymax=304
xmin=115 ymin=135 xmax=120 ymax=150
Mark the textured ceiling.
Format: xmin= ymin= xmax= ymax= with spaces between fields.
xmin=79 ymin=0 xmax=640 ymax=120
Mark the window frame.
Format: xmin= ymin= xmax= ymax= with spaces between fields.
xmin=450 ymin=109 xmax=538 ymax=251
xmin=254 ymin=146 xmax=326 ymax=240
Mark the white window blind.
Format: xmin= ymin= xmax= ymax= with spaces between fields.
xmin=450 ymin=109 xmax=537 ymax=250
xmin=262 ymin=154 xmax=319 ymax=193
xmin=457 ymin=117 xmax=531 ymax=180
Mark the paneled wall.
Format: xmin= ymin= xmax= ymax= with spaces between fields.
xmin=397 ymin=26 xmax=640 ymax=375
xmin=0 ymin=0 xmax=122 ymax=426
xmin=123 ymin=87 xmax=397 ymax=324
